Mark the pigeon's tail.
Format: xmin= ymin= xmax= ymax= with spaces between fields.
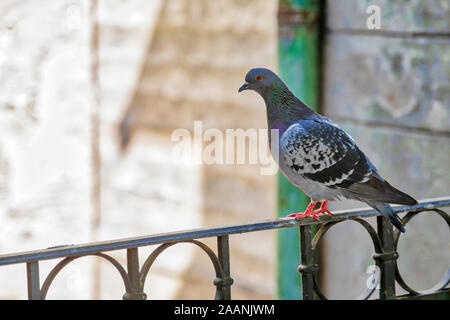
xmin=377 ymin=178 xmax=418 ymax=206
xmin=366 ymin=200 xmax=406 ymax=233
xmin=346 ymin=173 xmax=418 ymax=206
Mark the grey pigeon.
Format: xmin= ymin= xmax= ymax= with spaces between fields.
xmin=238 ymin=68 xmax=417 ymax=232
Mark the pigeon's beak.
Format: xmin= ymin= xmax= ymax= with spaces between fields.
xmin=238 ymin=81 xmax=249 ymax=93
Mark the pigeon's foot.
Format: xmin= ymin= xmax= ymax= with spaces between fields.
xmin=311 ymin=200 xmax=332 ymax=216
xmin=287 ymin=201 xmax=320 ymax=220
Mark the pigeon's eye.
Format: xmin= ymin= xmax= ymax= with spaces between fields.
xmin=255 ymin=75 xmax=263 ymax=81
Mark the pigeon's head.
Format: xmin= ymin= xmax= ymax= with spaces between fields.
xmin=238 ymin=68 xmax=283 ymax=95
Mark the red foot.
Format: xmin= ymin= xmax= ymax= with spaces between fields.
xmin=287 ymin=200 xmax=333 ymax=220
xmin=312 ymin=200 xmax=333 ymax=216
xmin=287 ymin=201 xmax=320 ymax=220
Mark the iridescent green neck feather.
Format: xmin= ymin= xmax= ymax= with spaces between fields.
xmin=261 ymin=81 xmax=315 ymax=132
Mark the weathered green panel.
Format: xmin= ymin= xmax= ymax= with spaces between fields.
xmin=279 ymin=26 xmax=320 ymax=108
xmin=326 ymin=0 xmax=450 ymax=32
xmin=324 ymin=34 xmax=450 ymax=132
xmin=277 ymin=0 xmax=321 ymax=300
xmin=280 ymin=0 xmax=320 ymax=12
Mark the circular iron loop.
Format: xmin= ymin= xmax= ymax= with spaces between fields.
xmin=393 ymin=208 xmax=450 ymax=295
xmin=309 ymin=219 xmax=383 ymax=300
xmin=40 ymin=253 xmax=131 ymax=300
xmin=140 ymin=240 xmax=232 ymax=299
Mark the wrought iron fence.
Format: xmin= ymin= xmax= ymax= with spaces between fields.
xmin=0 ymin=197 xmax=449 ymax=300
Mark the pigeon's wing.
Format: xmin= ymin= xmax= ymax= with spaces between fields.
xmin=280 ymin=119 xmax=417 ymax=205
xmin=280 ymin=119 xmax=371 ymax=188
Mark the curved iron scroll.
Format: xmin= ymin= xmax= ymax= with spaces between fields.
xmin=297 ymin=207 xmax=449 ymax=300
xmin=299 ymin=219 xmax=383 ymax=300
xmin=39 ymin=240 xmax=233 ymax=300
xmin=394 ymin=208 xmax=450 ymax=295
xmin=40 ymin=253 xmax=131 ymax=300
xmin=139 ymin=240 xmax=233 ymax=300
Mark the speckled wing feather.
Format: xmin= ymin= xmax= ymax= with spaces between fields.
xmin=280 ymin=119 xmax=372 ymax=189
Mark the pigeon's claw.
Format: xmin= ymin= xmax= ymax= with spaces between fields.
xmin=287 ymin=200 xmax=320 ymax=220
xmin=311 ymin=200 xmax=333 ymax=216
xmin=287 ymin=211 xmax=320 ymax=220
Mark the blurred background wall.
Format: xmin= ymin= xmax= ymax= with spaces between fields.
xmin=0 ymin=0 xmax=277 ymax=299
xmin=0 ymin=0 xmax=448 ymax=300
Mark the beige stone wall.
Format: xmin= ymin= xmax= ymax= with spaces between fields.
xmin=0 ymin=0 xmax=278 ymax=299
xmin=0 ymin=0 xmax=94 ymax=299
xmin=120 ymin=0 xmax=278 ymax=299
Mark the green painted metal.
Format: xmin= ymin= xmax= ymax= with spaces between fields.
xmin=277 ymin=0 xmax=321 ymax=300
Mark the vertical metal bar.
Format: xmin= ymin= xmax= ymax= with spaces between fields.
xmin=26 ymin=261 xmax=40 ymax=300
xmin=298 ymin=225 xmax=315 ymax=300
xmin=377 ymin=216 xmax=396 ymax=299
xmin=217 ymin=235 xmax=232 ymax=300
xmin=277 ymin=0 xmax=322 ymax=299
xmin=123 ymin=248 xmax=147 ymax=300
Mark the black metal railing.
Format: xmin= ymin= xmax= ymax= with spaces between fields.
xmin=0 ymin=197 xmax=449 ymax=300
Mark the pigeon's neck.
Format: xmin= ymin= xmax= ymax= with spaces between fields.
xmin=261 ymin=84 xmax=316 ymax=133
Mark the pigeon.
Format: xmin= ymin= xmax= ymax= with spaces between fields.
xmin=238 ymin=68 xmax=417 ymax=232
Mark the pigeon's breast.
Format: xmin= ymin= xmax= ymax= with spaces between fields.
xmin=271 ymin=132 xmax=343 ymax=201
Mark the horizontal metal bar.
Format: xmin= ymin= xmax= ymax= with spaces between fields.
xmin=0 ymin=197 xmax=449 ymax=266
